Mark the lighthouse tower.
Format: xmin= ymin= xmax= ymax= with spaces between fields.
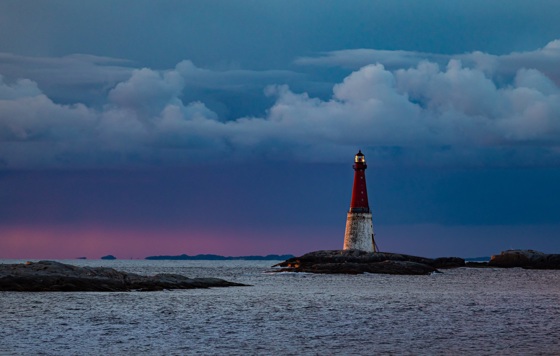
xmin=343 ymin=150 xmax=379 ymax=252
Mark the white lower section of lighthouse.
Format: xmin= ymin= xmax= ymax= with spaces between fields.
xmin=343 ymin=212 xmax=375 ymax=252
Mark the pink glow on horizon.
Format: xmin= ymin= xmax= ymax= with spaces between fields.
xmin=0 ymin=224 xmax=341 ymax=259
xmin=2 ymin=223 xmax=559 ymax=260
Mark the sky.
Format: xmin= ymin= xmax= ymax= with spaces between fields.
xmin=1 ymin=0 xmax=560 ymax=259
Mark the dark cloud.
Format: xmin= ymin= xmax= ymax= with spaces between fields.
xmin=2 ymin=1 xmax=559 ymax=69
xmin=2 ymin=165 xmax=560 ymax=230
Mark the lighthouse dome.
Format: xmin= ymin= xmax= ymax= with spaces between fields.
xmin=355 ymin=150 xmax=365 ymax=163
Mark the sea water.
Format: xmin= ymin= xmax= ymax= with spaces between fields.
xmin=1 ymin=259 xmax=559 ymax=355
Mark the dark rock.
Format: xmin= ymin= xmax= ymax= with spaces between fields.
xmin=488 ymin=250 xmax=560 ymax=269
xmin=100 ymin=255 xmax=117 ymax=260
xmin=432 ymin=257 xmax=466 ymax=269
xmin=0 ymin=260 xmax=248 ymax=292
xmin=273 ymin=250 xmax=465 ymax=275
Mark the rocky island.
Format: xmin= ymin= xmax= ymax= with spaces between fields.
xmin=273 ymin=249 xmax=560 ymax=275
xmin=488 ymin=249 xmax=560 ymax=269
xmin=0 ymin=260 xmax=247 ymax=292
xmin=273 ymin=250 xmax=465 ymax=275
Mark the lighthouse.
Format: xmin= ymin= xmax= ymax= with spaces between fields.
xmin=343 ymin=150 xmax=379 ymax=252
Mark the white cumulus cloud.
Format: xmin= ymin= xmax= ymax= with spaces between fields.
xmin=1 ymin=41 xmax=560 ymax=168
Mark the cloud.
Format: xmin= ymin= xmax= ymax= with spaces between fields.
xmin=465 ymin=40 xmax=560 ymax=85
xmin=296 ymin=40 xmax=560 ymax=87
xmin=0 ymin=75 xmax=41 ymax=99
xmin=295 ymin=49 xmax=445 ymax=70
xmin=0 ymin=53 xmax=133 ymax=105
xmin=0 ymin=53 xmax=132 ymax=85
xmin=0 ymin=98 xmax=97 ymax=168
xmin=259 ymin=62 xmax=560 ymax=165
xmin=1 ymin=42 xmax=560 ymax=169
xmin=174 ymin=60 xmax=301 ymax=91
xmin=0 ymin=53 xmax=305 ymax=120
xmin=108 ymin=68 xmax=185 ymax=117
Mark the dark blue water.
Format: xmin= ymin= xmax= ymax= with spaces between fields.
xmin=1 ymin=260 xmax=559 ymax=355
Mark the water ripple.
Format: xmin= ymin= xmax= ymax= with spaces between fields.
xmin=1 ymin=261 xmax=560 ymax=355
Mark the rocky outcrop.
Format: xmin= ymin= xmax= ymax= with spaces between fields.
xmin=0 ymin=260 xmax=247 ymax=292
xmin=273 ymin=250 xmax=465 ymax=275
xmin=489 ymin=250 xmax=560 ymax=269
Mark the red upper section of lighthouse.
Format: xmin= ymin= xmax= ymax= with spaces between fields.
xmin=349 ymin=150 xmax=370 ymax=213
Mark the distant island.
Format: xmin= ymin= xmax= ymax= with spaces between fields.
xmin=145 ymin=254 xmax=294 ymax=261
xmin=101 ymin=255 xmax=117 ymax=260
xmin=464 ymin=256 xmax=491 ymax=262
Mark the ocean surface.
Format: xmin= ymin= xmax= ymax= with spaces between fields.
xmin=1 ymin=259 xmax=559 ymax=355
